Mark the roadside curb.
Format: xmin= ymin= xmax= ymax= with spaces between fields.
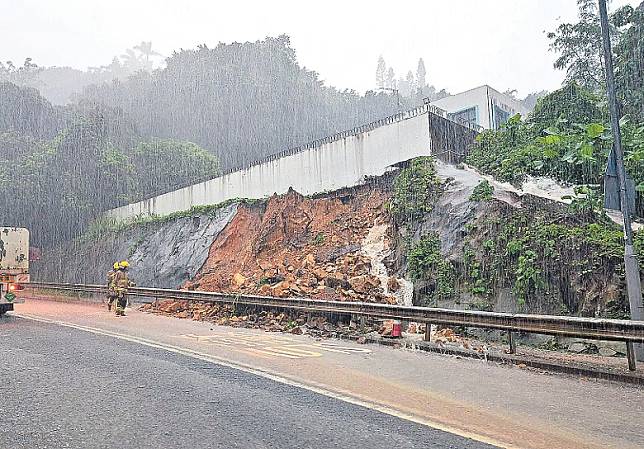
xmin=337 ymin=334 xmax=644 ymax=386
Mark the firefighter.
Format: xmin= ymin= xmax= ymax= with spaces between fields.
xmin=113 ymin=260 xmax=135 ymax=316
xmin=106 ymin=262 xmax=119 ymax=311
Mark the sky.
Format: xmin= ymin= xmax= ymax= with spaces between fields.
xmin=1 ymin=0 xmax=640 ymax=97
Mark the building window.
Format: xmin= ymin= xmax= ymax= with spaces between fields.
xmin=448 ymin=106 xmax=478 ymax=126
xmin=493 ymin=105 xmax=511 ymax=130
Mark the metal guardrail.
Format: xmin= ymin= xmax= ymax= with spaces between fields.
xmin=26 ymin=282 xmax=644 ymax=370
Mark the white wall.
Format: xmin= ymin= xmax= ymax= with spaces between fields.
xmin=431 ymin=85 xmax=530 ymax=129
xmin=107 ymin=107 xmax=433 ymax=220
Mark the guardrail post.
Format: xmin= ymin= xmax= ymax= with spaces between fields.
xmin=359 ymin=315 xmax=366 ymax=331
xmin=508 ymin=331 xmax=516 ymax=354
xmin=626 ymin=342 xmax=637 ymax=371
xmin=424 ymin=323 xmax=431 ymax=342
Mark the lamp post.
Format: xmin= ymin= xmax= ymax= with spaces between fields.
xmin=598 ymin=0 xmax=644 ymax=364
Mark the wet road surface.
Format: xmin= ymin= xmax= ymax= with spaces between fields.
xmin=5 ymin=298 xmax=644 ymax=449
xmin=1 ymin=317 xmax=494 ymax=449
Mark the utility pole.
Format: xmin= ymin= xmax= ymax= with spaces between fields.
xmin=598 ymin=0 xmax=644 ymax=364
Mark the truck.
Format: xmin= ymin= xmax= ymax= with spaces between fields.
xmin=0 ymin=227 xmax=29 ymax=316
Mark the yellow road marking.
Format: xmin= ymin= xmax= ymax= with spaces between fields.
xmin=15 ymin=313 xmax=511 ymax=449
xmin=179 ymin=333 xmax=372 ymax=359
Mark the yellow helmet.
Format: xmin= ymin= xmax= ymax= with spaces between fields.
xmin=119 ymin=260 xmax=130 ymax=269
xmin=113 ymin=262 xmax=120 ymax=270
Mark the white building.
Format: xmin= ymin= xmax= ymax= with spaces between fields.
xmin=430 ymin=85 xmax=530 ymax=130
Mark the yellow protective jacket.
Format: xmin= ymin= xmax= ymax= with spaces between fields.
xmin=107 ymin=270 xmax=117 ymax=294
xmin=113 ymin=270 xmax=134 ymax=294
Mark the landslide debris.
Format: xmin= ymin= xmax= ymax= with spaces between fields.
xmin=140 ymin=300 xmax=381 ymax=337
xmin=186 ymin=186 xmax=402 ymax=304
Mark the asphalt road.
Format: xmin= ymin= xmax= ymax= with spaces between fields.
xmin=0 ymin=316 xmax=495 ymax=449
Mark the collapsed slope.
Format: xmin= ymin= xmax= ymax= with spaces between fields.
xmin=185 ymin=185 xmax=408 ymax=304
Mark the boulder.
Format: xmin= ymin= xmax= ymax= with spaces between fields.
xmin=568 ymin=342 xmax=588 ymax=353
xmin=387 ymin=277 xmax=400 ymax=292
xmin=598 ymin=347 xmax=618 ymax=357
xmin=232 ymin=273 xmax=246 ymax=287
xmin=257 ymin=284 xmax=272 ymax=296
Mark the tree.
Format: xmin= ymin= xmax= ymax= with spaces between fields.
xmin=129 ymin=139 xmax=219 ymax=199
xmin=79 ymin=37 xmax=401 ymax=170
xmin=120 ymin=48 xmax=145 ymax=72
xmin=386 ymin=67 xmax=396 ymax=89
xmin=0 ymin=82 xmax=63 ymax=138
xmin=528 ymin=83 xmax=604 ymax=131
xmin=0 ymin=58 xmax=41 ymax=86
xmin=134 ymin=41 xmax=162 ymax=71
xmin=547 ymin=0 xmax=629 ymax=92
xmin=615 ymin=1 xmax=644 ymax=121
xmin=547 ymin=0 xmax=605 ymax=91
xmin=503 ymin=89 xmax=519 ymax=100
xmin=416 ymin=58 xmax=427 ymax=91
xmin=376 ymin=56 xmax=386 ymax=88
xmin=405 ymin=71 xmax=416 ymax=97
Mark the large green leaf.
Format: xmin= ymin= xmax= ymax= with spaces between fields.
xmin=586 ymin=123 xmax=605 ymax=139
xmin=542 ymin=134 xmax=562 ymax=145
xmin=579 ymin=142 xmax=595 ymax=160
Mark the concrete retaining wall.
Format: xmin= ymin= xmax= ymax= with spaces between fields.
xmin=107 ymin=106 xmax=473 ymax=220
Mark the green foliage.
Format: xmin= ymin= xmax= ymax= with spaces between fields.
xmin=562 ymin=185 xmax=604 ymax=217
xmin=621 ymin=117 xmax=644 ymax=193
xmin=546 ymin=0 xmax=629 ymax=92
xmin=615 ymin=3 xmax=644 ymax=121
xmin=390 ymin=157 xmax=443 ymax=225
xmin=467 ymin=114 xmax=532 ymax=184
xmin=469 ymin=180 xmax=494 ymax=202
xmin=466 ymin=84 xmax=644 ymax=217
xmin=312 ymin=232 xmax=325 ymax=246
xmin=467 ymin=298 xmax=494 ymax=312
xmin=84 ymin=198 xmax=253 ymax=240
xmin=513 ymin=249 xmax=544 ymax=305
xmin=0 ymin=82 xmax=63 ymax=139
xmin=78 ymin=36 xmax=403 ymax=171
xmin=407 ymin=232 xmax=455 ymax=302
xmin=547 ymin=0 xmax=644 ymax=120
xmin=460 ymin=203 xmax=639 ymax=314
xmin=462 ymin=244 xmax=490 ymax=296
xmin=0 ymin=97 xmax=221 ymax=246
xmin=635 ymin=230 xmax=644 ymax=265
xmin=129 ymin=139 xmax=220 ymax=200
xmin=528 ymin=83 xmax=604 ymax=131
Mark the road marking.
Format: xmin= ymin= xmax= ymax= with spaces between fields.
xmin=180 ymin=332 xmax=372 ymax=359
xmin=15 ymin=313 xmax=510 ymax=449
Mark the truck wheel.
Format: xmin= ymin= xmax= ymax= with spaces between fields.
xmin=0 ymin=303 xmax=13 ymax=316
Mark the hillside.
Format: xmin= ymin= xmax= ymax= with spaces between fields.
xmin=35 ymin=157 xmax=643 ymax=319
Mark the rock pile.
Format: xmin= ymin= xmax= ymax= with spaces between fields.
xmin=185 ymin=187 xmax=398 ymax=304
xmin=142 ymin=300 xmax=381 ymax=337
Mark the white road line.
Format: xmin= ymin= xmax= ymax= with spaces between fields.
xmin=15 ymin=313 xmax=511 ymax=449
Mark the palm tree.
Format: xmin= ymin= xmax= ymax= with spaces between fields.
xmin=133 ymin=41 xmax=161 ymax=70
xmin=120 ymin=48 xmax=143 ymax=72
